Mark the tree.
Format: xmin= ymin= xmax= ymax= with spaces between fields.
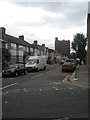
xmin=71 ymin=33 xmax=87 ymax=62
xmin=70 ymin=52 xmax=76 ymax=59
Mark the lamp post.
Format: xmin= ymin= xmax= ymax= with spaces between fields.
xmin=75 ymin=45 xmax=78 ymax=79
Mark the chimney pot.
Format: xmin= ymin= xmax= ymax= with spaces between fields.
xmin=19 ymin=35 xmax=24 ymax=40
xmin=42 ymin=44 xmax=45 ymax=47
xmin=55 ymin=37 xmax=58 ymax=41
xmin=34 ymin=40 xmax=37 ymax=44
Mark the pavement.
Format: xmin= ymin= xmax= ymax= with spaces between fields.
xmin=64 ymin=64 xmax=89 ymax=88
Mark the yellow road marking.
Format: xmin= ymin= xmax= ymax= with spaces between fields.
xmin=63 ymin=74 xmax=70 ymax=83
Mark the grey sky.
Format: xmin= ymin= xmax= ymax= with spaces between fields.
xmin=0 ymin=0 xmax=89 ymax=50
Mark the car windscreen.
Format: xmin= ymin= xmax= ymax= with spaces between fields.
xmin=8 ymin=64 xmax=18 ymax=69
xmin=26 ymin=59 xmax=37 ymax=64
xmin=65 ymin=60 xmax=74 ymax=63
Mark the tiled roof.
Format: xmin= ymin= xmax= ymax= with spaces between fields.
xmin=4 ymin=34 xmax=33 ymax=48
xmin=2 ymin=31 xmax=55 ymax=53
xmin=48 ymin=48 xmax=55 ymax=52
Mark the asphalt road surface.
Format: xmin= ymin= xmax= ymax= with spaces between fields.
xmin=1 ymin=64 xmax=88 ymax=119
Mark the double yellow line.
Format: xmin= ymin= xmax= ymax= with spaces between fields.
xmin=62 ymin=74 xmax=70 ymax=83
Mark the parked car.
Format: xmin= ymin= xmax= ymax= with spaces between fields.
xmin=60 ymin=59 xmax=65 ymax=65
xmin=2 ymin=63 xmax=27 ymax=77
xmin=62 ymin=59 xmax=76 ymax=72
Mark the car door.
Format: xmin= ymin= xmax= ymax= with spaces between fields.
xmin=21 ymin=64 xmax=25 ymax=73
xmin=18 ymin=64 xmax=23 ymax=74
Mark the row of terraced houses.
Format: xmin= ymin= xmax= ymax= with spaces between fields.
xmin=0 ymin=27 xmax=56 ymax=70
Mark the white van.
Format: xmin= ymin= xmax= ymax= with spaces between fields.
xmin=25 ymin=56 xmax=47 ymax=71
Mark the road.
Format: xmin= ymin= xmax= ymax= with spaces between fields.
xmin=1 ymin=64 xmax=88 ymax=119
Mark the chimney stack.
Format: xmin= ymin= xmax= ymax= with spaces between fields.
xmin=42 ymin=44 xmax=45 ymax=47
xmin=19 ymin=35 xmax=24 ymax=40
xmin=34 ymin=40 xmax=37 ymax=45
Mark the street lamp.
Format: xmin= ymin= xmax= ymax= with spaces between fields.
xmin=75 ymin=45 xmax=78 ymax=79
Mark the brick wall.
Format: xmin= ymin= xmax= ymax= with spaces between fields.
xmin=55 ymin=38 xmax=70 ymax=57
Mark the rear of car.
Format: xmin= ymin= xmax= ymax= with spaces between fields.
xmin=62 ymin=59 xmax=76 ymax=72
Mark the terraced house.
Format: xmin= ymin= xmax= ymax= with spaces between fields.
xmin=0 ymin=27 xmax=55 ymax=70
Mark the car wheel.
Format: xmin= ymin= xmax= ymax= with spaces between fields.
xmin=36 ymin=68 xmax=38 ymax=72
xmin=43 ymin=66 xmax=46 ymax=70
xmin=15 ymin=72 xmax=18 ymax=77
xmin=24 ymin=70 xmax=27 ymax=75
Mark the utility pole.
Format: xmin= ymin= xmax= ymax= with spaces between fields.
xmin=75 ymin=46 xmax=78 ymax=79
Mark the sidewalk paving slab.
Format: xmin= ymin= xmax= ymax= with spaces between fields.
xmin=65 ymin=64 xmax=89 ymax=88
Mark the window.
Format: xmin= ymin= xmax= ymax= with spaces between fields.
xmin=11 ymin=56 xmax=17 ymax=63
xmin=5 ymin=43 xmax=8 ymax=49
xmin=37 ymin=59 xmax=39 ymax=64
xmin=18 ymin=50 xmax=23 ymax=56
xmin=11 ymin=43 xmax=16 ymax=50
xmin=27 ymin=59 xmax=37 ymax=64
xmin=34 ymin=49 xmax=37 ymax=56
xmin=18 ymin=56 xmax=23 ymax=62
xmin=23 ymin=46 xmax=25 ymax=51
xmin=18 ymin=45 xmax=23 ymax=50
xmin=30 ymin=48 xmax=33 ymax=52
xmin=26 ymin=47 xmax=29 ymax=52
xmin=19 ymin=64 xmax=24 ymax=68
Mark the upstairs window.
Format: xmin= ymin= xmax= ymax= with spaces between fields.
xmin=11 ymin=43 xmax=16 ymax=50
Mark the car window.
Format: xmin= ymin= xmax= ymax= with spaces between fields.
xmin=19 ymin=64 xmax=24 ymax=68
xmin=65 ymin=59 xmax=74 ymax=63
xmin=9 ymin=64 xmax=18 ymax=68
xmin=26 ymin=59 xmax=37 ymax=64
xmin=37 ymin=59 xmax=39 ymax=64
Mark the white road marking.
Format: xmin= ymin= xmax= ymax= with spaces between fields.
xmin=68 ymin=87 xmax=72 ymax=90
xmin=23 ymin=88 xmax=27 ymax=92
xmin=31 ymin=74 xmax=43 ymax=79
xmin=0 ymin=83 xmax=17 ymax=90
xmin=71 ymin=92 xmax=74 ymax=95
xmin=46 ymin=71 xmax=51 ymax=73
xmin=39 ymin=88 xmax=42 ymax=92
xmin=5 ymin=101 xmax=8 ymax=104
xmin=53 ymin=87 xmax=59 ymax=91
xmin=46 ymin=70 xmax=53 ymax=73
xmin=55 ymin=88 xmax=59 ymax=91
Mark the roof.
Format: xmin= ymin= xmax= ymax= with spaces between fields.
xmin=48 ymin=48 xmax=55 ymax=53
xmin=4 ymin=34 xmax=33 ymax=48
xmin=37 ymin=45 xmax=45 ymax=51
xmin=32 ymin=43 xmax=46 ymax=51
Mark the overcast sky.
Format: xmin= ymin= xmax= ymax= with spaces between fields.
xmin=0 ymin=0 xmax=89 ymax=50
